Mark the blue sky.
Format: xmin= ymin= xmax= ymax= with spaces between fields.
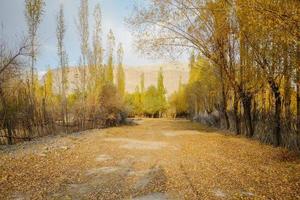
xmin=0 ymin=0 xmax=168 ymax=72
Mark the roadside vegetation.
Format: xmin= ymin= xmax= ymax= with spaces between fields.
xmin=125 ymin=68 xmax=168 ymax=118
xmin=128 ymin=0 xmax=300 ymax=151
xmin=0 ymin=0 xmax=300 ymax=198
xmin=0 ymin=0 xmax=126 ymax=144
xmin=1 ymin=0 xmax=300 ymax=153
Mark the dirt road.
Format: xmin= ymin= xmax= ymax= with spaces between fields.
xmin=0 ymin=119 xmax=299 ymax=199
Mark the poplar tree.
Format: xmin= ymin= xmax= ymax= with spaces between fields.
xmin=140 ymin=72 xmax=145 ymax=108
xmin=106 ymin=29 xmax=115 ymax=84
xmin=144 ymin=86 xmax=160 ymax=117
xmin=128 ymin=0 xmax=300 ymax=147
xmin=157 ymin=67 xmax=167 ymax=117
xmin=56 ymin=4 xmax=68 ymax=127
xmin=25 ymin=0 xmax=44 ymax=122
xmin=77 ymin=0 xmax=89 ymax=127
xmin=116 ymin=43 xmax=125 ymax=97
xmin=140 ymin=72 xmax=145 ymax=93
xmin=188 ymin=51 xmax=197 ymax=84
xmin=92 ymin=3 xmax=103 ymax=89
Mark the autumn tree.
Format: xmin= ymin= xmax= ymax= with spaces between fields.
xmin=125 ymin=86 xmax=143 ymax=116
xmin=0 ymin=0 xmax=131 ymax=144
xmin=169 ymin=75 xmax=188 ymax=118
xmin=91 ymin=3 xmax=103 ymax=90
xmin=140 ymin=72 xmax=145 ymax=108
xmin=236 ymin=0 xmax=299 ymax=145
xmin=116 ymin=43 xmax=125 ymax=97
xmin=25 ymin=0 xmax=44 ymax=123
xmin=157 ymin=67 xmax=167 ymax=117
xmin=77 ymin=0 xmax=89 ymax=127
xmin=56 ymin=4 xmax=68 ymax=127
xmin=0 ymin=37 xmax=29 ymax=144
xmin=144 ymin=85 xmax=160 ymax=117
xmin=128 ymin=0 xmax=300 ymax=149
xmin=106 ymin=29 xmax=115 ymax=84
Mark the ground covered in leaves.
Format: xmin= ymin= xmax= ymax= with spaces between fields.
xmin=0 ymin=119 xmax=300 ymax=200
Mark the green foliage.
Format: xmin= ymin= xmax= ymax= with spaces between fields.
xmin=144 ymin=85 xmax=161 ymax=116
xmin=116 ymin=43 xmax=125 ymax=97
xmin=125 ymin=69 xmax=168 ymax=117
xmin=100 ymin=83 xmax=122 ymax=111
xmin=140 ymin=72 xmax=145 ymax=93
xmin=44 ymin=69 xmax=53 ymax=98
xmin=116 ymin=64 xmax=125 ymax=97
xmin=0 ymin=1 xmax=129 ymax=144
xmin=105 ymin=29 xmax=115 ymax=84
xmin=156 ymin=67 xmax=167 ymax=115
xmin=188 ymin=51 xmax=196 ymax=84
xmin=106 ymin=56 xmax=114 ymax=84
xmin=169 ymin=76 xmax=188 ymax=116
xmin=186 ymin=54 xmax=220 ymax=113
xmin=125 ymin=86 xmax=143 ymax=116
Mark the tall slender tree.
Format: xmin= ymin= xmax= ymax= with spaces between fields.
xmin=25 ymin=0 xmax=44 ymax=123
xmin=140 ymin=72 xmax=145 ymax=94
xmin=77 ymin=0 xmax=89 ymax=127
xmin=56 ymin=4 xmax=68 ymax=128
xmin=140 ymin=72 xmax=145 ymax=113
xmin=157 ymin=67 xmax=167 ymax=117
xmin=116 ymin=43 xmax=125 ymax=97
xmin=92 ymin=3 xmax=103 ymax=88
xmin=106 ymin=29 xmax=115 ymax=84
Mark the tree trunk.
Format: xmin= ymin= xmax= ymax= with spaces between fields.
xmin=194 ymin=98 xmax=198 ymax=117
xmin=222 ymin=90 xmax=230 ymax=130
xmin=6 ymin=120 xmax=13 ymax=145
xmin=270 ymin=80 xmax=282 ymax=147
xmin=220 ymin=66 xmax=230 ymax=129
xmin=233 ymin=91 xmax=240 ymax=135
xmin=254 ymin=95 xmax=259 ymax=125
xmin=283 ymin=46 xmax=292 ymax=129
xmin=65 ymin=102 xmax=69 ymax=133
xmin=261 ymin=88 xmax=266 ymax=115
xmin=296 ymin=40 xmax=300 ymax=136
xmin=42 ymin=98 xmax=46 ymax=124
xmin=241 ymin=92 xmax=254 ymax=137
xmin=0 ymin=86 xmax=13 ymax=144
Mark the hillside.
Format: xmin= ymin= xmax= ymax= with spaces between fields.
xmin=48 ymin=62 xmax=189 ymax=96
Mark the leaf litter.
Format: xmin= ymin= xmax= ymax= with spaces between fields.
xmin=0 ymin=118 xmax=299 ymax=199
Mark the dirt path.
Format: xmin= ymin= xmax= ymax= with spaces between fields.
xmin=0 ymin=119 xmax=299 ymax=200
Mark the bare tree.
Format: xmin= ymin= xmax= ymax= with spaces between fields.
xmin=0 ymin=37 xmax=29 ymax=144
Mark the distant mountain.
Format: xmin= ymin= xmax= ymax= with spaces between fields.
xmin=48 ymin=62 xmax=189 ymax=96
xmin=124 ymin=62 xmax=189 ymax=95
